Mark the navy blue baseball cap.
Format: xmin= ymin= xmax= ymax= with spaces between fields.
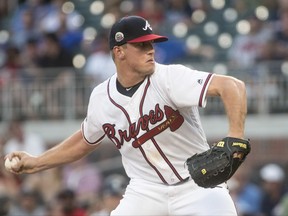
xmin=109 ymin=16 xmax=168 ymax=49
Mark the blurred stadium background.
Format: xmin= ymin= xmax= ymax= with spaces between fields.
xmin=0 ymin=0 xmax=288 ymax=215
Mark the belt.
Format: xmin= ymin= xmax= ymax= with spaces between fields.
xmin=171 ymin=176 xmax=190 ymax=186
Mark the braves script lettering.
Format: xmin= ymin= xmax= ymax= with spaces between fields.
xmin=102 ymin=105 xmax=184 ymax=148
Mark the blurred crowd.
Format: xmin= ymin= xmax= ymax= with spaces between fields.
xmin=0 ymin=0 xmax=288 ymax=215
xmin=228 ymin=162 xmax=288 ymax=216
xmin=0 ymin=117 xmax=126 ymax=216
xmin=2 ymin=0 xmax=288 ymax=67
xmin=0 ymin=0 xmax=287 ymax=119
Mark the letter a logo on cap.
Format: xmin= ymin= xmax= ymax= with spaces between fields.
xmin=142 ymin=20 xmax=152 ymax=31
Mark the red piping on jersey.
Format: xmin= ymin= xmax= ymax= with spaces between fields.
xmin=107 ymin=79 xmax=132 ymax=125
xmin=81 ymin=121 xmax=105 ymax=144
xmin=107 ymin=77 xmax=169 ymax=183
xmin=106 ymin=77 xmax=186 ymax=185
xmin=139 ymin=146 xmax=168 ymax=184
xmin=198 ymin=73 xmax=213 ymax=107
xmin=139 ymin=77 xmax=186 ymax=183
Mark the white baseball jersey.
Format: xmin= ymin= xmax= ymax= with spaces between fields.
xmin=82 ymin=63 xmax=214 ymax=185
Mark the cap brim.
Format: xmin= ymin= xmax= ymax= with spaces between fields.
xmin=127 ymin=34 xmax=168 ymax=43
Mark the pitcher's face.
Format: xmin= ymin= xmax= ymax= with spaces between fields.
xmin=122 ymin=41 xmax=156 ymax=76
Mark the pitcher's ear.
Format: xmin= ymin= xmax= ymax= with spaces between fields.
xmin=113 ymin=46 xmax=125 ymax=60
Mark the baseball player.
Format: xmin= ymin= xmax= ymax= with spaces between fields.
xmin=5 ymin=16 xmax=248 ymax=215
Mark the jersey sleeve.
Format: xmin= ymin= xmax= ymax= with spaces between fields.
xmin=81 ymin=88 xmax=105 ymax=145
xmin=162 ymin=64 xmax=214 ymax=108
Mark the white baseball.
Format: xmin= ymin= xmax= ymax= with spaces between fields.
xmin=4 ymin=157 xmax=20 ymax=171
